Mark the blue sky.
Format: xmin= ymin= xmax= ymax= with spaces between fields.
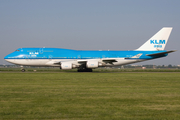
xmin=0 ymin=0 xmax=180 ymax=65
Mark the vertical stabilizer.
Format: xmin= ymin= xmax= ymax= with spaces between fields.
xmin=137 ymin=27 xmax=172 ymax=51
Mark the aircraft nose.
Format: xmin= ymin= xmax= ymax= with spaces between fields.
xmin=4 ymin=52 xmax=15 ymax=60
xmin=4 ymin=54 xmax=9 ymax=60
xmin=4 ymin=53 xmax=17 ymax=64
xmin=4 ymin=54 xmax=12 ymax=62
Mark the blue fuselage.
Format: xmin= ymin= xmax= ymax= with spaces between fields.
xmin=4 ymin=48 xmax=167 ymax=60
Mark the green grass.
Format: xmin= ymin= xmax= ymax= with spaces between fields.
xmin=0 ymin=67 xmax=180 ymax=72
xmin=0 ymin=72 xmax=180 ymax=119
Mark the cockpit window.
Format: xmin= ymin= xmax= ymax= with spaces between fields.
xmin=15 ymin=50 xmax=20 ymax=52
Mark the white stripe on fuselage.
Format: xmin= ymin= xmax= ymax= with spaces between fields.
xmin=5 ymin=58 xmax=145 ymax=67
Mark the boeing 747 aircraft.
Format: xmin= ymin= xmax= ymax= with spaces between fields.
xmin=4 ymin=27 xmax=175 ymax=72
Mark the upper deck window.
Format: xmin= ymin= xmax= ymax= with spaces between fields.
xmin=15 ymin=50 xmax=20 ymax=52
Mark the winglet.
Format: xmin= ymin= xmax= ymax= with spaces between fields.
xmin=137 ymin=27 xmax=173 ymax=51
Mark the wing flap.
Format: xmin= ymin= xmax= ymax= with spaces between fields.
xmin=102 ymin=59 xmax=117 ymax=64
xmin=77 ymin=59 xmax=117 ymax=64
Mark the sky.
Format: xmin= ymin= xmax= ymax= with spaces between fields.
xmin=0 ymin=0 xmax=180 ymax=65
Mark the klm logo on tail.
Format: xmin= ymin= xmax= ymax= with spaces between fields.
xmin=150 ymin=40 xmax=166 ymax=48
xmin=150 ymin=40 xmax=166 ymax=44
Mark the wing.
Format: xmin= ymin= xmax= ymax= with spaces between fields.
xmin=125 ymin=53 xmax=143 ymax=59
xmin=52 ymin=59 xmax=118 ymax=68
xmin=102 ymin=59 xmax=117 ymax=64
xmin=77 ymin=59 xmax=118 ymax=64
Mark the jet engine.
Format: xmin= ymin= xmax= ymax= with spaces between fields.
xmin=60 ymin=63 xmax=72 ymax=70
xmin=60 ymin=62 xmax=79 ymax=70
xmin=86 ymin=61 xmax=99 ymax=68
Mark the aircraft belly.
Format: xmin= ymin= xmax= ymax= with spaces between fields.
xmin=5 ymin=59 xmax=57 ymax=66
xmin=5 ymin=58 xmax=147 ymax=67
xmin=4 ymin=59 xmax=15 ymax=64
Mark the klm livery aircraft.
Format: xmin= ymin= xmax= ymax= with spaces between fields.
xmin=4 ymin=27 xmax=175 ymax=72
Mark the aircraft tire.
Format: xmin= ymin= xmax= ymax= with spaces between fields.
xmin=21 ymin=69 xmax=25 ymax=72
xmin=77 ymin=69 xmax=92 ymax=72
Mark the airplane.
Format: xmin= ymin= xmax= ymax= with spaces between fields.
xmin=4 ymin=27 xmax=175 ymax=72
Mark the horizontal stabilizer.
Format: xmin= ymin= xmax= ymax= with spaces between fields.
xmin=146 ymin=50 xmax=176 ymax=56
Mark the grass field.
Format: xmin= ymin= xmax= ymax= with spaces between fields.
xmin=0 ymin=67 xmax=180 ymax=72
xmin=0 ymin=72 xmax=180 ymax=119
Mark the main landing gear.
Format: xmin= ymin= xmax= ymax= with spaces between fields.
xmin=21 ymin=69 xmax=26 ymax=72
xmin=20 ymin=66 xmax=26 ymax=72
xmin=77 ymin=68 xmax=93 ymax=72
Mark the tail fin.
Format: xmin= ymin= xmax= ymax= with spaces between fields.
xmin=137 ymin=27 xmax=173 ymax=51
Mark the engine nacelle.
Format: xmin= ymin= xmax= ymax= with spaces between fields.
xmin=86 ymin=61 xmax=98 ymax=68
xmin=60 ymin=63 xmax=72 ymax=70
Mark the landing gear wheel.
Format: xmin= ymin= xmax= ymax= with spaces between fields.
xmin=77 ymin=69 xmax=92 ymax=72
xmin=21 ymin=69 xmax=26 ymax=72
